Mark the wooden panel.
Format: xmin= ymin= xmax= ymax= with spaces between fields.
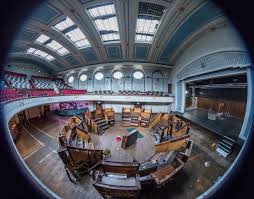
xmin=155 ymin=135 xmax=190 ymax=153
xmin=197 ymin=97 xmax=246 ymax=119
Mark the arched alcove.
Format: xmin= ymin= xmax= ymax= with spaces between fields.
xmin=152 ymin=70 xmax=164 ymax=92
xmin=132 ymin=70 xmax=145 ymax=91
xmin=112 ymin=70 xmax=124 ymax=91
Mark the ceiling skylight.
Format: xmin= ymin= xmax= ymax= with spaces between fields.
xmin=54 ymin=17 xmax=74 ymax=31
xmin=26 ymin=47 xmax=55 ymax=61
xmin=35 ymin=34 xmax=70 ymax=56
xmin=135 ymin=2 xmax=165 ymax=43
xmin=35 ymin=34 xmax=50 ymax=44
xmin=53 ymin=17 xmax=91 ymax=49
xmin=87 ymin=3 xmax=120 ymax=42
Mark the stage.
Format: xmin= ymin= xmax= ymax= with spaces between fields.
xmin=179 ymin=108 xmax=243 ymax=143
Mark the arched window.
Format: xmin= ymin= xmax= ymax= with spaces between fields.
xmin=132 ymin=70 xmax=145 ymax=91
xmin=112 ymin=70 xmax=124 ymax=91
xmin=152 ymin=70 xmax=163 ymax=92
xmin=67 ymin=75 xmax=74 ymax=83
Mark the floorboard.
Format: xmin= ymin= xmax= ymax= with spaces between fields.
xmin=14 ymin=112 xmax=240 ymax=199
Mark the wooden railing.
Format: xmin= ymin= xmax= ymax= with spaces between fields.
xmin=148 ymin=112 xmax=162 ymax=130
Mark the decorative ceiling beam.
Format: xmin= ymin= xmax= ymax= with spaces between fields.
xmin=148 ymin=0 xmax=206 ymax=61
xmin=114 ymin=0 xmax=128 ymax=60
xmin=15 ymin=39 xmax=70 ymax=66
xmin=54 ymin=0 xmax=108 ymax=61
xmin=25 ymin=19 xmax=87 ymax=65
xmin=127 ymin=0 xmax=139 ymax=60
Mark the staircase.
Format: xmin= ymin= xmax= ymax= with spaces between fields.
xmin=216 ymin=136 xmax=235 ymax=158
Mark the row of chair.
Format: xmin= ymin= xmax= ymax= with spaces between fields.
xmin=0 ymin=88 xmax=24 ymax=101
xmin=60 ymin=89 xmax=87 ymax=95
xmin=91 ymin=90 xmax=171 ymax=97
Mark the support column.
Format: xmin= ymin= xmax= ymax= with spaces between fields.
xmin=239 ymin=67 xmax=254 ymax=140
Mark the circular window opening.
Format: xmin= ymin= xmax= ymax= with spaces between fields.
xmin=133 ymin=70 xmax=144 ymax=79
xmin=113 ymin=71 xmax=123 ymax=79
xmin=79 ymin=74 xmax=87 ymax=81
xmin=68 ymin=75 xmax=74 ymax=83
xmin=95 ymin=72 xmax=104 ymax=80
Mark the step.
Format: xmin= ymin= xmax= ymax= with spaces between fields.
xmin=221 ymin=139 xmax=234 ymax=147
xmin=216 ymin=147 xmax=230 ymax=158
xmin=217 ymin=144 xmax=231 ymax=153
xmin=223 ymin=136 xmax=235 ymax=143
xmin=219 ymin=141 xmax=232 ymax=150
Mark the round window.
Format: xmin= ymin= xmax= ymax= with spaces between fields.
xmin=79 ymin=74 xmax=87 ymax=81
xmin=133 ymin=71 xmax=144 ymax=79
xmin=113 ymin=71 xmax=123 ymax=79
xmin=68 ymin=75 xmax=74 ymax=83
xmin=95 ymin=72 xmax=104 ymax=80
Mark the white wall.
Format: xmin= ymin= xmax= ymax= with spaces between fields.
xmin=172 ymin=22 xmax=247 ymax=77
xmin=63 ymin=66 xmax=172 ymax=93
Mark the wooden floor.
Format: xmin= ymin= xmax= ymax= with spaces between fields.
xmin=15 ymin=112 xmax=240 ymax=199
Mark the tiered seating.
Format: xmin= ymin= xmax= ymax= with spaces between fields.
xmin=53 ymin=78 xmax=72 ymax=89
xmin=0 ymin=79 xmax=8 ymax=88
xmin=27 ymin=89 xmax=56 ymax=97
xmin=60 ymin=89 xmax=87 ymax=95
xmin=130 ymin=108 xmax=141 ymax=126
xmin=84 ymin=108 xmax=115 ymax=135
xmin=92 ymin=171 xmax=141 ymax=199
xmin=122 ymin=107 xmax=132 ymax=126
xmin=58 ymin=147 xmax=105 ymax=182
xmin=149 ymin=114 xmax=189 ymax=144
xmin=90 ymin=135 xmax=192 ymax=198
xmin=32 ymin=76 xmax=54 ymax=89
xmin=4 ymin=72 xmax=31 ymax=89
xmin=0 ymin=88 xmax=24 ymax=101
xmin=140 ymin=109 xmax=152 ymax=127
xmin=93 ymin=90 xmax=115 ymax=95
xmin=58 ymin=116 xmax=91 ymax=149
xmin=104 ymin=108 xmax=115 ymax=125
